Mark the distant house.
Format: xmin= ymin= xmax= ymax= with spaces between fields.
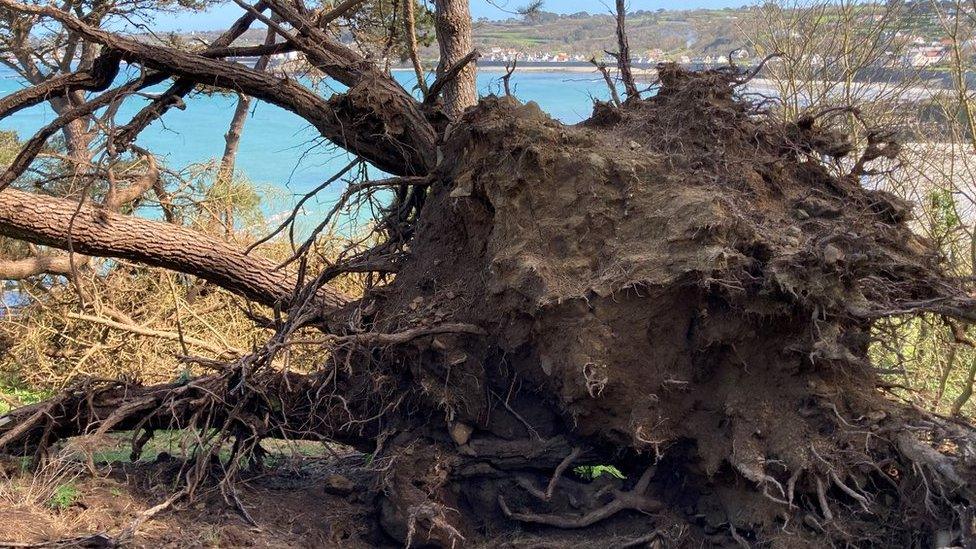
xmin=903 ymin=46 xmax=947 ymax=67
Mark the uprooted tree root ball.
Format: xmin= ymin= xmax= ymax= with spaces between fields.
xmin=3 ymin=65 xmax=976 ymax=547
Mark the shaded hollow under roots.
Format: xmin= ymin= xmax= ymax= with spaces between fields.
xmin=3 ymin=65 xmax=976 ymax=547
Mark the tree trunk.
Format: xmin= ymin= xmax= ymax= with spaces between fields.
xmin=614 ymin=0 xmax=640 ymax=100
xmin=951 ymin=358 xmax=976 ymax=416
xmin=0 ymin=188 xmax=349 ymax=311
xmin=216 ymin=94 xmax=250 ymax=237
xmin=217 ymin=95 xmax=251 ymax=192
xmin=434 ymin=0 xmax=476 ymax=117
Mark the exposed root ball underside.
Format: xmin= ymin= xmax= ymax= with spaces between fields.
xmin=368 ymin=66 xmax=976 ymax=546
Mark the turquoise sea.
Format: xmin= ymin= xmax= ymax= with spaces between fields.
xmin=0 ymin=67 xmax=611 ymax=214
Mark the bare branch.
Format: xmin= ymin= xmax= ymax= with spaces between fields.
xmin=590 ymin=58 xmax=622 ymax=107
xmin=66 ymin=312 xmax=244 ymax=356
xmin=403 ymin=0 xmax=429 ymax=96
xmin=0 ymin=49 xmax=121 ymax=120
xmin=0 ymin=253 xmax=87 ymax=279
xmin=0 ymin=0 xmax=435 ymax=175
xmin=426 ymin=50 xmax=481 ymax=107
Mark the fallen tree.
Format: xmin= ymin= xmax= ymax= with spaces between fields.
xmin=0 ymin=1 xmax=974 ymax=547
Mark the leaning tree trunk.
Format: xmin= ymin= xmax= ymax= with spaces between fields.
xmin=5 ymin=68 xmax=975 ymax=547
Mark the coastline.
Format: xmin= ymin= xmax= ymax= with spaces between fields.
xmin=390 ymin=64 xmax=660 ymax=75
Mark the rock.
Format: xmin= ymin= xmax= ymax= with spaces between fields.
xmin=823 ymin=243 xmax=844 ymax=265
xmin=323 ymin=474 xmax=355 ymax=496
xmin=449 ymin=422 xmax=473 ymax=446
xmin=796 ymin=197 xmax=841 ymax=218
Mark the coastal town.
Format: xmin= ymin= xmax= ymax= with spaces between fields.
xmin=0 ymin=5 xmax=969 ymax=76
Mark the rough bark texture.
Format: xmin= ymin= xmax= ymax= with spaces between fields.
xmin=434 ymin=0 xmax=477 ymax=117
xmin=0 ymin=188 xmax=349 ymax=311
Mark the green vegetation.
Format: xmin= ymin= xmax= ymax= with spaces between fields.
xmin=573 ymin=464 xmax=626 ymax=481
xmin=0 ymin=132 xmax=17 ymax=166
xmin=0 ymin=384 xmax=50 ymax=414
xmin=47 ymin=483 xmax=79 ymax=511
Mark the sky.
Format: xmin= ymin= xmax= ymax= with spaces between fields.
xmin=150 ymin=0 xmax=754 ymax=32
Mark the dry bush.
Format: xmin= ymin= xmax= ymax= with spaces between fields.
xmin=0 ymin=156 xmax=371 ymax=390
xmin=746 ymin=0 xmax=976 ymax=420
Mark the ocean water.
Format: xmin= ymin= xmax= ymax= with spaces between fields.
xmin=0 ymin=67 xmax=612 ymax=208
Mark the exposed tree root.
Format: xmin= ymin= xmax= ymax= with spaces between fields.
xmin=498 ymin=464 xmax=662 ymax=529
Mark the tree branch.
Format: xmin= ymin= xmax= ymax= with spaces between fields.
xmin=0 ymin=187 xmax=351 ymax=312
xmin=613 ymin=0 xmax=639 ymax=100
xmin=425 ymin=50 xmax=480 ymax=108
xmin=112 ymin=1 xmax=269 ymax=149
xmin=0 ymin=253 xmax=87 ymax=279
xmin=0 ymin=49 xmax=121 ymax=120
xmin=0 ymin=0 xmax=435 ymax=175
xmin=66 ymin=312 xmax=244 ymax=356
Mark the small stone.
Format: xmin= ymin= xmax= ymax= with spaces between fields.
xmin=323 ymin=474 xmax=355 ymax=495
xmin=794 ymin=208 xmax=810 ymax=220
xmin=865 ymin=409 xmax=887 ymax=422
xmin=450 ymin=422 xmax=474 ymax=446
xmin=628 ymin=140 xmax=642 ymax=150
xmin=591 ymin=283 xmax=613 ymax=298
xmin=823 ymin=244 xmax=844 ymax=265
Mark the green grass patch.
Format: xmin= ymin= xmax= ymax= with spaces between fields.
xmin=0 ymin=384 xmax=52 ymax=414
xmin=48 ymin=483 xmax=80 ymax=510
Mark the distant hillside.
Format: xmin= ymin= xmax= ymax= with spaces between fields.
xmin=171 ymin=3 xmax=952 ymax=64
xmin=471 ymin=9 xmax=748 ymax=58
xmin=172 ymin=7 xmax=752 ymax=60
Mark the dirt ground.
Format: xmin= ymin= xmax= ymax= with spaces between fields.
xmin=0 ymin=438 xmax=387 ymax=548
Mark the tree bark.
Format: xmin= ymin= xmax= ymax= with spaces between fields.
xmin=215 ymin=28 xmax=276 ymax=238
xmin=434 ymin=0 xmax=477 ymax=117
xmin=0 ymin=188 xmax=350 ymax=311
xmin=0 ymin=253 xmax=88 ymax=279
